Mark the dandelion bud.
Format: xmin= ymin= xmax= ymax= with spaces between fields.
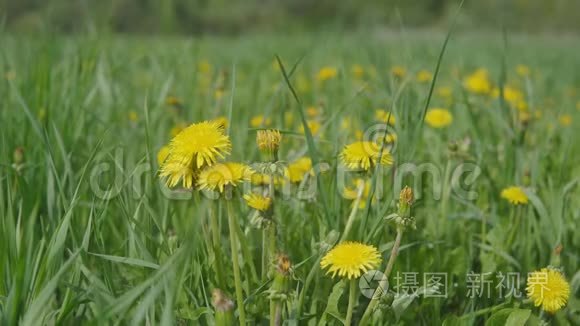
xmin=12 ymin=147 xmax=25 ymax=174
xmin=165 ymin=95 xmax=182 ymax=107
xmin=13 ymin=147 xmax=24 ymax=165
xmin=397 ymin=186 xmax=414 ymax=221
xmin=399 ymin=186 xmax=414 ymax=206
xmin=448 ymin=141 xmax=459 ymax=153
xmin=554 ymin=245 xmax=563 ymax=256
xmin=269 ymin=254 xmax=292 ymax=301
xmin=275 ymin=254 xmax=292 ymax=276
xmin=212 ymin=289 xmax=234 ymax=326
xmin=256 ymin=129 xmax=282 ymax=161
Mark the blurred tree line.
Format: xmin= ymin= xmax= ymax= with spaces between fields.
xmin=1 ymin=0 xmax=579 ymax=34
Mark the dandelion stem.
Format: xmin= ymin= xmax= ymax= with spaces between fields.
xmin=506 ymin=206 xmax=519 ymax=248
xmin=226 ymin=200 xmax=247 ymax=325
xmin=296 ymin=255 xmax=323 ymax=318
xmin=345 ymin=279 xmax=357 ymax=326
xmin=268 ymin=174 xmax=277 ymax=270
xmin=269 ymin=299 xmax=281 ymax=326
xmin=235 ymin=219 xmax=259 ymax=284
xmin=262 ymin=228 xmax=268 ymax=281
xmin=340 ymin=181 xmax=365 ymax=242
xmin=210 ymin=203 xmax=226 ymax=288
xmin=359 ymin=227 xmax=404 ymax=325
xmin=268 ymin=223 xmax=276 ymax=269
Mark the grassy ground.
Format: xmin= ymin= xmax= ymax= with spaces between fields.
xmin=1 ymin=31 xmax=579 ymax=325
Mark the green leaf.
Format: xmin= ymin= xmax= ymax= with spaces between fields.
xmin=318 ymin=281 xmax=345 ymax=325
xmin=485 ymin=308 xmax=531 ymax=326
xmin=391 ymin=293 xmax=417 ymax=321
xmin=485 ymin=309 xmax=512 ymax=326
xmin=88 ymin=252 xmax=160 ymax=269
xmin=505 ymin=309 xmax=531 ymax=326
xmin=442 ymin=315 xmax=467 ymax=326
xmin=176 ymin=307 xmax=211 ymax=321
xmin=392 ymin=284 xmax=440 ymax=321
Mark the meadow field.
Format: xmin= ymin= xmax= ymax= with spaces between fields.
xmin=1 ymin=31 xmax=579 ymax=325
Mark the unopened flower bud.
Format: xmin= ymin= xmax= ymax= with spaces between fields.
xmin=269 ymin=254 xmax=292 ymax=301
xmin=13 ymin=147 xmax=24 ymax=165
xmin=399 ymin=186 xmax=413 ymax=206
xmin=257 ymin=129 xmax=282 ymax=161
xmin=212 ymin=289 xmax=234 ymax=326
xmin=276 ymin=253 xmax=292 ymax=276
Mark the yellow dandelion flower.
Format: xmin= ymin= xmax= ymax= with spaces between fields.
xmin=298 ymin=120 xmax=321 ymax=136
xmin=287 ymin=157 xmax=313 ymax=183
xmin=391 ymin=66 xmax=407 ymax=78
xmin=375 ymin=109 xmax=396 ymax=125
xmin=157 ymin=145 xmax=170 ymax=166
xmin=320 ymin=241 xmax=381 ymax=279
xmin=159 ymin=156 xmax=198 ymax=188
xmin=340 ymin=141 xmax=393 ymax=171
xmin=384 ymin=133 xmax=397 ymax=143
xmin=526 ymin=268 xmax=570 ymax=314
xmin=425 ymin=108 xmax=453 ymax=128
xmin=198 ymin=162 xmax=252 ymax=193
xmin=491 ymin=86 xmax=528 ymax=111
xmin=213 ymin=116 xmax=228 ymax=129
xmin=250 ymin=172 xmax=271 ymax=186
xmin=197 ymin=60 xmax=212 ymax=74
xmin=351 ymin=64 xmax=364 ymax=79
xmin=306 ymin=106 xmax=322 ymax=117
xmin=436 ymin=86 xmax=453 ymax=98
xmin=501 ymin=186 xmax=528 ymax=205
xmin=128 ymin=111 xmax=138 ymax=123
xmin=558 ymin=114 xmax=572 ymax=127
xmin=516 ymin=100 xmax=528 ymax=112
xmin=250 ymin=115 xmax=272 ymax=128
xmin=166 ymin=96 xmax=182 ymax=106
xmin=167 ymin=120 xmax=231 ymax=169
xmin=464 ymin=68 xmax=492 ymax=95
xmin=170 ymin=122 xmax=187 ymax=137
xmin=160 ymin=121 xmax=231 ymax=188
xmin=516 ymin=64 xmax=530 ymax=77
xmin=344 ymin=179 xmax=373 ymax=209
xmin=250 ymin=172 xmax=285 ymax=187
xmin=519 ymin=111 xmax=531 ymax=124
xmin=214 ymin=89 xmax=224 ymax=100
xmin=416 ymin=70 xmax=432 ymax=83
xmin=316 ymin=66 xmax=338 ymax=82
xmin=243 ymin=193 xmax=272 ymax=212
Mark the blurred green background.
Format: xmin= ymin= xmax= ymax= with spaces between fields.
xmin=2 ymin=0 xmax=580 ymax=35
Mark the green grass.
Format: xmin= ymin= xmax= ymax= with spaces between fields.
xmin=1 ymin=30 xmax=579 ymax=325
